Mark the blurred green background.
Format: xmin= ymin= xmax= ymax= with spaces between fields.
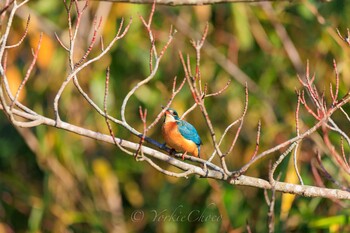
xmin=1 ymin=0 xmax=350 ymax=232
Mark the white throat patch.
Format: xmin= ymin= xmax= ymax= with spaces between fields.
xmin=164 ymin=114 xmax=177 ymax=123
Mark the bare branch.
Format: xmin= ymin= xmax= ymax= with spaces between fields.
xmin=121 ymin=3 xmax=174 ymax=133
xmin=252 ymin=120 xmax=261 ymax=160
xmin=10 ymin=33 xmax=42 ymax=111
xmin=236 ymin=107 xmax=341 ymax=175
xmin=135 ymin=106 xmax=148 ymax=157
xmin=86 ymin=0 xmax=296 ymax=6
xmin=0 ymin=0 xmax=14 ymax=16
xmin=3 ymin=102 xmax=350 ymax=200
xmin=265 ymin=169 xmax=280 ymax=233
xmin=316 ymin=152 xmax=350 ymax=192
xmin=139 ymin=0 xmax=157 ymax=66
xmin=147 ymin=76 xmax=186 ymax=131
xmin=181 ymin=102 xmax=198 ymax=119
xmin=104 ymin=67 xmax=133 ymax=155
xmin=205 ymin=80 xmax=231 ymax=97
xmin=140 ymin=155 xmax=194 ymax=178
xmin=54 ymin=32 xmax=69 ymax=51
xmin=5 ymin=15 xmax=30 ymax=49
xmin=330 ymin=60 xmax=338 ymax=103
xmin=74 ymin=16 xmax=103 ymax=68
xmin=293 ymin=143 xmax=304 ymax=185
xmin=269 ymin=143 xmax=297 ymax=184
xmin=3 ymin=0 xmax=350 ymax=206
xmin=336 ymin=28 xmax=350 ymax=46
xmin=294 ymin=93 xmax=303 ymax=185
xmin=54 ymin=16 xmax=132 ymax=123
xmin=340 ymin=137 xmax=350 ymax=171
xmin=0 ymin=0 xmax=30 ymax=59
xmin=324 ymin=119 xmax=350 ymax=174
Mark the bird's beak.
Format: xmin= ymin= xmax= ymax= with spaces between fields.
xmin=161 ymin=106 xmax=170 ymax=115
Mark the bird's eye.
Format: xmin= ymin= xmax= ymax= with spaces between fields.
xmin=173 ymin=111 xmax=178 ymax=116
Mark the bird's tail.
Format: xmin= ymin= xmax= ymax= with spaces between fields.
xmin=198 ymin=147 xmax=206 ymax=159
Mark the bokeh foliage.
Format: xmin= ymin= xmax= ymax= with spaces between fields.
xmin=1 ymin=0 xmax=350 ymax=232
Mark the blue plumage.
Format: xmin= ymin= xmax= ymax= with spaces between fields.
xmin=177 ymin=120 xmax=202 ymax=146
xmin=177 ymin=119 xmax=202 ymax=157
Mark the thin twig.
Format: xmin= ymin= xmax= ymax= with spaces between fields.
xmin=103 ymin=67 xmax=133 ymax=155
xmin=293 ymin=143 xmax=304 ymax=185
xmin=147 ymin=76 xmax=186 ymax=131
xmin=340 ymin=137 xmax=350 ymax=171
xmin=54 ymin=16 xmax=132 ymax=123
xmin=205 ymin=80 xmax=231 ymax=97
xmin=135 ymin=106 xmax=148 ymax=157
xmin=0 ymin=0 xmax=14 ymax=16
xmin=316 ymin=151 xmax=350 ymax=191
xmin=225 ymin=83 xmax=249 ymax=157
xmin=330 ymin=59 xmax=340 ymax=105
xmin=54 ymin=32 xmax=69 ymax=51
xmin=141 ymin=155 xmax=193 ymax=178
xmin=5 ymin=15 xmax=30 ymax=49
xmin=121 ymin=7 xmax=173 ymax=134
xmin=10 ymin=33 xmax=42 ymax=111
xmin=74 ymin=16 xmax=102 ymax=68
xmin=336 ymin=28 xmax=350 ymax=46
xmin=294 ymin=92 xmax=303 ymax=184
xmin=269 ymin=143 xmax=297 ymax=184
xmin=252 ymin=120 xmax=261 ymax=160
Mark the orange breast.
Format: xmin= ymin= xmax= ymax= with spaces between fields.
xmin=162 ymin=122 xmax=199 ymax=157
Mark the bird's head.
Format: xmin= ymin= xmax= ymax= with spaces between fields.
xmin=163 ymin=108 xmax=180 ymax=122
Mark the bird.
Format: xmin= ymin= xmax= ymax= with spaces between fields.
xmin=162 ymin=108 xmax=202 ymax=159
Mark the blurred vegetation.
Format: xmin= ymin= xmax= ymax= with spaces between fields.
xmin=1 ymin=0 xmax=350 ymax=232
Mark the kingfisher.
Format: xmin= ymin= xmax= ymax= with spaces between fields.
xmin=162 ymin=108 xmax=202 ymax=159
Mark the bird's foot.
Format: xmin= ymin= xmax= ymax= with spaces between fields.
xmin=169 ymin=148 xmax=176 ymax=156
xmin=181 ymin=151 xmax=188 ymax=160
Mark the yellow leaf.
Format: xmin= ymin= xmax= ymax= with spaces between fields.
xmin=124 ymin=181 xmax=144 ymax=208
xmin=6 ymin=65 xmax=26 ymax=102
xmin=93 ymin=158 xmax=111 ymax=180
xmin=281 ymin=146 xmax=301 ymax=220
xmin=30 ymin=33 xmax=55 ymax=69
xmin=93 ymin=159 xmax=126 ymax=211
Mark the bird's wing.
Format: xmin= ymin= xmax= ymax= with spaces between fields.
xmin=177 ymin=120 xmax=202 ymax=146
